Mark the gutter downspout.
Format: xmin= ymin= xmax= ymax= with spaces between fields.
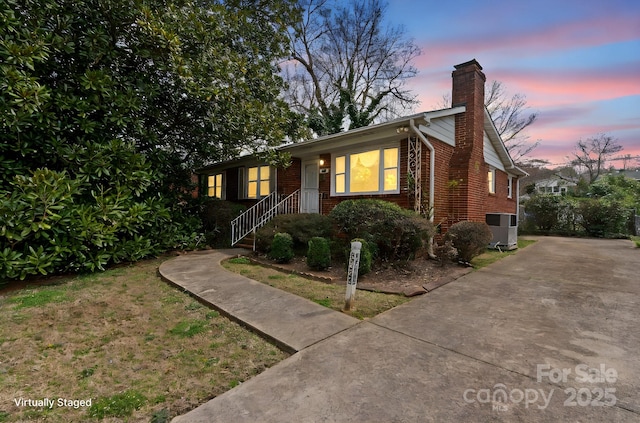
xmin=409 ymin=118 xmax=434 ymax=223
xmin=516 ymin=177 xmax=521 ymax=230
xmin=409 ymin=118 xmax=437 ymax=259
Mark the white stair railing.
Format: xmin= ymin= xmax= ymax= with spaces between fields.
xmin=231 ymin=190 xmax=301 ymax=247
xmin=276 ymin=189 xmax=300 ymax=216
xmin=231 ymin=192 xmax=278 ymax=247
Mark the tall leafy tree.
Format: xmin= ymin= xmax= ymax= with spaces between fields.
xmin=0 ymin=0 xmax=304 ymax=192
xmin=285 ymin=0 xmax=421 ymax=135
xmin=0 ymin=0 xmax=305 ymax=279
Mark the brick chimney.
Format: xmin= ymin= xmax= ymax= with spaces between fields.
xmin=448 ymin=59 xmax=488 ymax=225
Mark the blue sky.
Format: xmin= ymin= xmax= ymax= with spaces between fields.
xmin=384 ymin=0 xmax=640 ymax=167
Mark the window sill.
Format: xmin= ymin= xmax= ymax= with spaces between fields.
xmin=331 ymin=191 xmax=401 ymax=197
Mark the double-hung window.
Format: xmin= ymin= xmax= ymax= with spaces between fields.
xmin=246 ymin=165 xmax=270 ymax=199
xmin=333 ymin=147 xmax=399 ymax=195
xmin=207 ymin=173 xmax=224 ymax=199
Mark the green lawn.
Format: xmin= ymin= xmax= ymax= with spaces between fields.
xmin=471 ymin=238 xmax=537 ymax=269
xmin=0 ymin=257 xmax=287 ymax=423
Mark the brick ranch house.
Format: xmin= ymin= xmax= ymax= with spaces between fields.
xmin=196 ymin=59 xmax=527 ymax=248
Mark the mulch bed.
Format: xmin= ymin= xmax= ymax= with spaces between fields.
xmin=246 ymin=254 xmax=472 ymax=297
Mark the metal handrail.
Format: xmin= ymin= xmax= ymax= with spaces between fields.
xmin=230 ymin=190 xmax=301 ymax=247
xmin=231 ymin=192 xmax=278 ymax=246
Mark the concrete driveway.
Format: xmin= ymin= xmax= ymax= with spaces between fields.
xmin=173 ymin=237 xmax=639 ymax=422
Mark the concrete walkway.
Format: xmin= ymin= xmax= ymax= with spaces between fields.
xmin=162 ymin=238 xmax=640 ymax=422
xmin=158 ymin=249 xmax=358 ymax=353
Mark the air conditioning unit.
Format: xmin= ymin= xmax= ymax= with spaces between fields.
xmin=485 ymin=213 xmax=518 ymax=250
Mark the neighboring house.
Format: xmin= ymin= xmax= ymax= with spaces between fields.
xmin=196 ymin=60 xmax=526 ymax=247
xmin=534 ymin=176 xmax=577 ymax=196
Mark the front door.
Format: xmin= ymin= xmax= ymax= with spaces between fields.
xmin=301 ymin=161 xmax=319 ymax=213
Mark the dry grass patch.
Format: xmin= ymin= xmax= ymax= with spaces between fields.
xmin=0 ymin=257 xmax=287 ymax=422
xmin=222 ymin=258 xmax=411 ymax=320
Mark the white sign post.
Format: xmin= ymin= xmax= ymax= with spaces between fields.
xmin=344 ymin=241 xmax=362 ymax=311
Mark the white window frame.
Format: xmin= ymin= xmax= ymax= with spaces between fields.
xmin=507 ymin=175 xmax=513 ymax=198
xmin=488 ymin=168 xmax=496 ymax=194
xmin=207 ymin=172 xmax=225 ymax=199
xmin=244 ymin=165 xmax=271 ymax=199
xmin=330 ymin=145 xmax=400 ymax=196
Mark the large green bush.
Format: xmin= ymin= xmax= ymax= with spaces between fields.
xmin=523 ymin=183 xmax=635 ymax=238
xmin=307 ymin=237 xmax=331 ymax=271
xmin=201 ymin=199 xmax=246 ymax=248
xmin=268 ymin=233 xmax=294 ymax=263
xmin=525 ymin=195 xmax=566 ymax=231
xmin=0 ymin=0 xmax=303 ymax=281
xmin=444 ymin=221 xmax=493 ymax=263
xmin=0 ymin=154 xmax=197 ymax=281
xmin=255 ymin=213 xmax=334 ymax=253
xmin=329 ymin=199 xmax=435 ymax=262
xmin=576 ymin=199 xmax=629 ymax=237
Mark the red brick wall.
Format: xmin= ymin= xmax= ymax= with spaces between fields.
xmin=486 ymin=170 xmax=517 ymax=214
xmin=424 ymin=139 xmax=456 ymax=231
xmin=278 ymin=158 xmax=301 ymax=196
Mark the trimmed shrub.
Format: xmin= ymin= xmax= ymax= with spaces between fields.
xmin=307 ymin=237 xmax=331 ymax=270
xmin=201 ymin=199 xmax=246 ymax=248
xmin=329 ymin=199 xmax=435 ymax=262
xmin=268 ymin=233 xmax=294 ymax=263
xmin=350 ymin=238 xmax=372 ymax=276
xmin=256 ymin=213 xmax=334 ymax=253
xmin=444 ymin=221 xmax=493 ymax=263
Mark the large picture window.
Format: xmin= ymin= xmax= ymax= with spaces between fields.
xmin=246 ymin=165 xmax=270 ymax=199
xmin=333 ymin=147 xmax=399 ymax=195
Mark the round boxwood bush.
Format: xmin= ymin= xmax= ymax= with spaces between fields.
xmin=268 ymin=233 xmax=294 ymax=263
xmin=307 ymin=237 xmax=331 ymax=270
xmin=444 ymin=221 xmax=493 ymax=264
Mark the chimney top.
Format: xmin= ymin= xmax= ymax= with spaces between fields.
xmin=454 ymin=59 xmax=483 ymax=71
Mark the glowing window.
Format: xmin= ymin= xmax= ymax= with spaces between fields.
xmin=350 ymin=150 xmax=379 ymax=193
xmin=333 ymin=147 xmax=399 ymax=195
xmin=247 ymin=166 xmax=270 ymax=198
xmin=207 ymin=173 xmax=224 ymax=199
xmin=335 ymin=156 xmax=346 ymax=194
xmin=488 ymin=169 xmax=495 ymax=194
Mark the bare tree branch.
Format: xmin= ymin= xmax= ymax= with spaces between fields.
xmin=438 ymin=80 xmax=539 ymax=163
xmin=570 ymin=134 xmax=623 ymax=184
xmin=285 ymin=0 xmax=420 ymax=135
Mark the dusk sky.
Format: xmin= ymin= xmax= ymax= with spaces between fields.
xmin=385 ymin=0 xmax=640 ymax=168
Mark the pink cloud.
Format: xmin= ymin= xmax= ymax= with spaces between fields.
xmin=412 ymin=13 xmax=640 ymax=71
xmin=495 ymin=66 xmax=640 ymax=107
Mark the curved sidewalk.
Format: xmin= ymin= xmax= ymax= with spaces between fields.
xmin=158 ymin=249 xmax=358 ymax=353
